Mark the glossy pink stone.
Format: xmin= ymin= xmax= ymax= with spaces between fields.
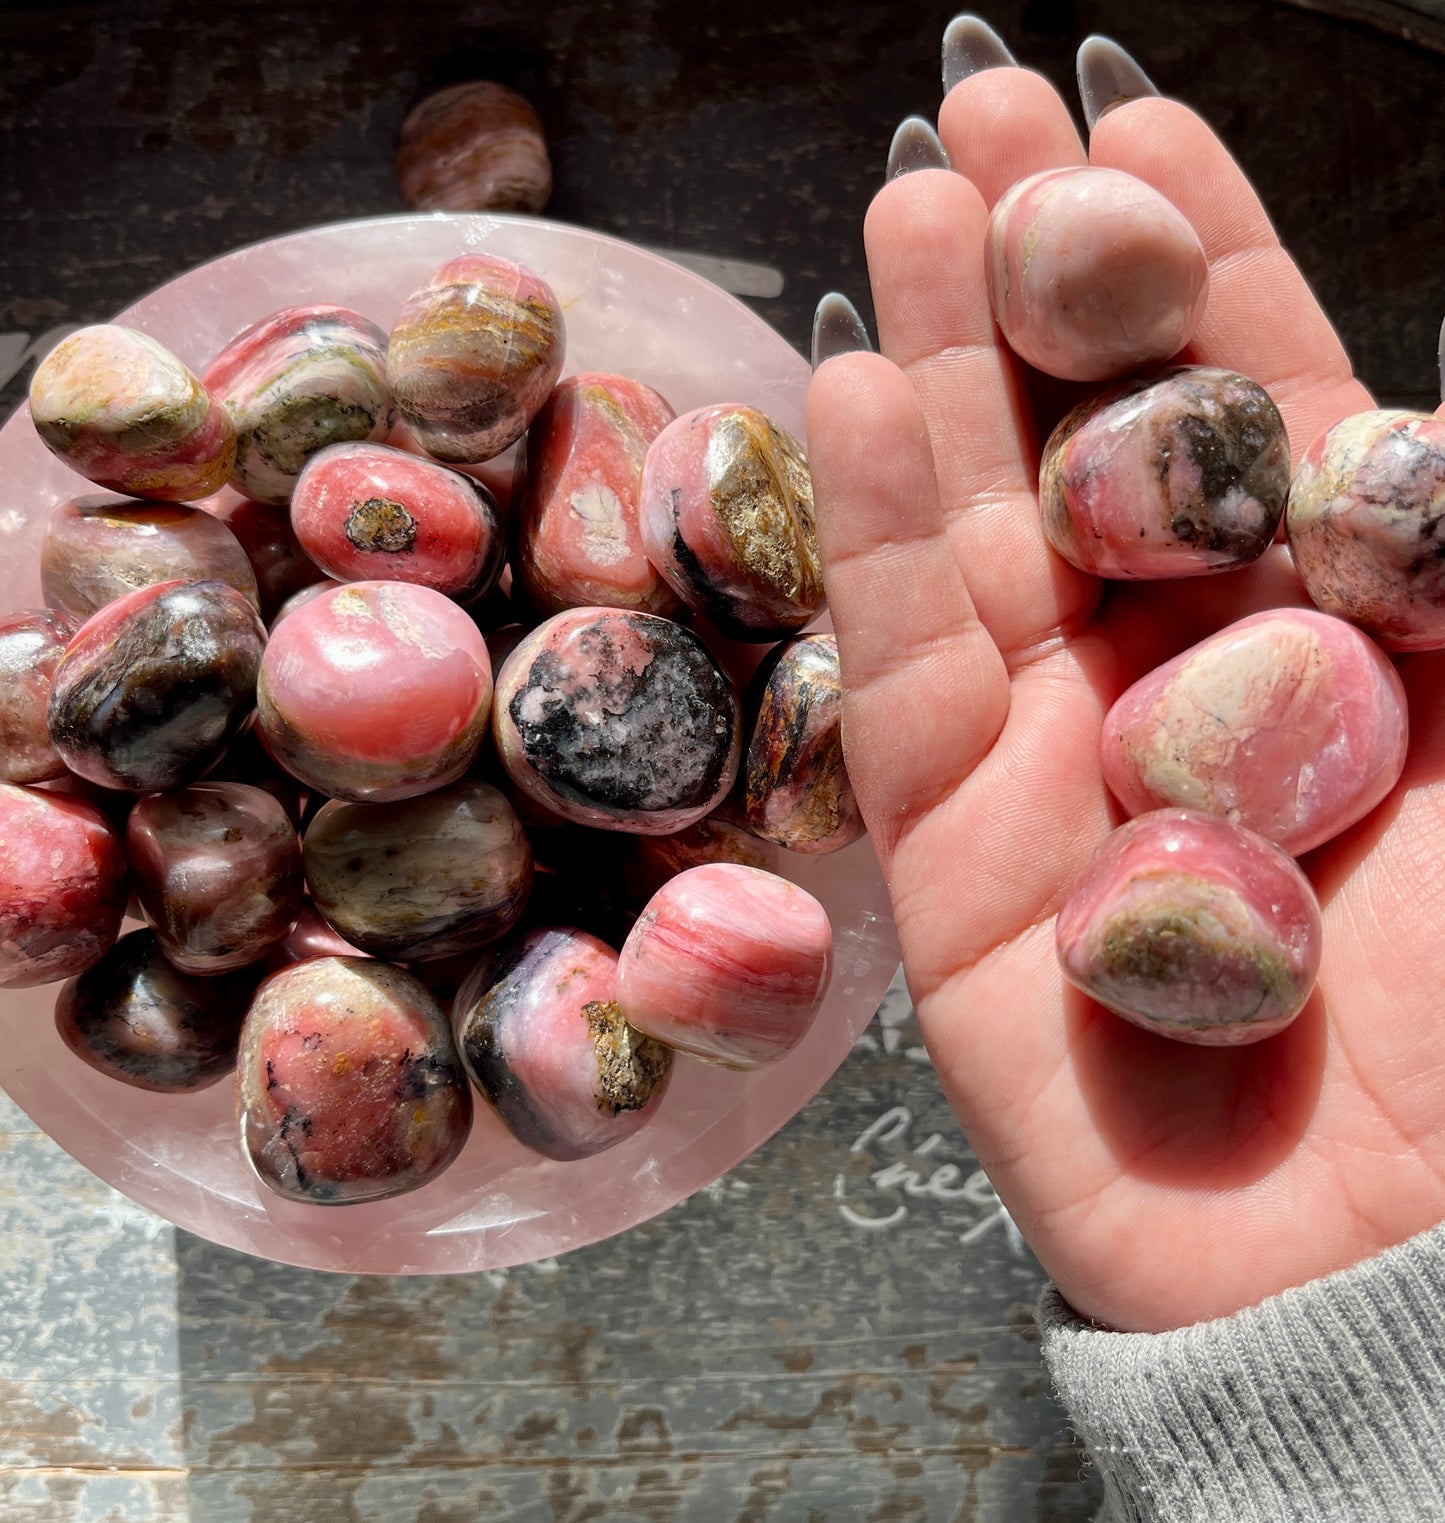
xmin=257 ymin=580 xmax=492 ymax=802
xmin=199 ymin=489 xmax=325 ymax=623
xmin=386 ymin=254 xmax=565 ymax=463
xmin=55 ymin=928 xmax=257 ymax=1093
xmin=238 ymin=957 xmax=472 ymax=1204
xmin=454 ymin=927 xmax=672 ymax=1161
xmin=0 ymin=610 xmax=78 ymax=783
xmin=302 ymin=779 xmax=532 ymax=961
xmin=202 ymin=304 xmax=395 ymax=505
xmin=0 ymin=783 xmax=127 ymax=988
xmin=1056 ymin=810 xmax=1322 ymax=1045
xmin=269 ymin=579 xmax=342 ymax=630
xmin=396 ymin=81 xmax=552 ymax=213
xmin=985 ymin=167 xmax=1209 ymax=383
xmin=617 ymin=863 xmax=833 ymax=1069
xmin=127 ymin=783 xmax=303 ymax=974
xmin=494 ymin=607 xmax=740 ymax=834
xmin=639 ymin=404 xmax=824 ymax=641
xmin=48 ymin=580 xmax=267 ymax=793
xmin=1288 ymin=409 xmax=1445 ymax=651
xmin=41 ymin=495 xmax=260 ymax=621
xmin=265 ymin=899 xmax=371 ymax=968
xmin=290 ymin=442 xmax=504 ymax=603
xmin=1039 ymin=368 xmax=1289 ymax=579
xmin=514 ymin=373 xmax=680 ymax=617
xmin=28 ymin=325 xmax=236 ymax=500
xmin=1102 ymin=608 xmax=1407 ymax=856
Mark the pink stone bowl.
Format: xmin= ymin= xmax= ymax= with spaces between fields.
xmin=0 ymin=213 xmax=899 ymax=1273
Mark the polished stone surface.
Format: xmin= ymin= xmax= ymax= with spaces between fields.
xmin=0 ymin=608 xmax=76 ymax=783
xmin=395 ymin=80 xmax=552 ymax=213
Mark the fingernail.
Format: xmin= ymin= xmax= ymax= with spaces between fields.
xmin=1077 ymin=35 xmax=1160 ymax=131
xmin=942 ymin=14 xmax=1017 ymax=96
xmin=886 ymin=116 xmax=950 ymax=180
xmin=812 ymin=293 xmax=873 ymax=372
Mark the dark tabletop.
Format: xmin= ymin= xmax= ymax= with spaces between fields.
xmin=3 ymin=2 xmax=1444 ymax=1519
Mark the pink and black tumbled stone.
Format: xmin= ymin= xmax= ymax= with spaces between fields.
xmin=127 ymin=783 xmax=303 ymax=974
xmin=1039 ymin=367 xmax=1290 ymax=579
xmin=48 ymin=579 xmax=267 ymax=793
xmin=55 ymin=928 xmax=258 ymax=1093
xmin=453 ymin=926 xmax=672 ymax=1162
xmin=1055 ymin=809 xmax=1323 ymax=1046
xmin=302 ymin=779 xmax=532 ymax=961
xmin=493 ymin=607 xmax=740 ymax=834
xmin=238 ymin=957 xmax=472 ymax=1205
xmin=639 ymin=404 xmax=825 ymax=641
xmin=741 ymin=632 xmax=864 ymax=854
xmin=41 ymin=495 xmax=260 ymax=622
xmin=0 ymin=609 xmax=79 ymax=784
xmin=289 ymin=441 xmax=505 ymax=603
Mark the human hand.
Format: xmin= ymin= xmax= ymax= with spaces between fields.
xmin=806 ymin=22 xmax=1445 ymax=1333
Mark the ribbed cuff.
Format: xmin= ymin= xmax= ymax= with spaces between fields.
xmin=1038 ymin=1223 xmax=1445 ymax=1522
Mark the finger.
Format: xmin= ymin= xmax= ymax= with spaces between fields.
xmin=864 ymin=168 xmax=1098 ymax=668
xmin=939 ymin=65 xmax=1087 ymax=208
xmin=806 ymin=351 xmax=1009 ymax=859
xmin=1088 ymin=98 xmax=1375 ymax=456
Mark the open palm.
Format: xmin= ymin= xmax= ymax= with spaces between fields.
xmin=808 ymin=66 xmax=1445 ymax=1333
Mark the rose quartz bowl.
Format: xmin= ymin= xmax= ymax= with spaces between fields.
xmin=0 ymin=213 xmax=899 ymax=1274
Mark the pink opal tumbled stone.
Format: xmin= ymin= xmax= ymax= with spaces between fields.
xmin=986 ymin=167 xmax=1209 ymax=383
xmin=396 ymin=81 xmax=552 ymax=213
xmin=453 ymin=926 xmax=672 ymax=1162
xmin=638 ymin=404 xmax=824 ymax=641
xmin=0 ymin=610 xmax=78 ymax=784
xmin=1288 ymin=409 xmax=1445 ymax=650
xmin=0 ymin=783 xmax=128 ymax=988
xmin=238 ymin=957 xmax=472 ymax=1205
xmin=41 ymin=495 xmax=260 ymax=621
xmin=493 ymin=607 xmax=740 ymax=834
xmin=386 ymin=254 xmax=565 ymax=463
xmin=1039 ymin=368 xmax=1289 ymax=579
xmin=29 ymin=324 xmax=237 ymax=500
xmin=1057 ymin=810 xmax=1322 ymax=1045
xmin=1102 ymin=608 xmax=1407 ymax=856
xmin=289 ymin=441 xmax=504 ymax=603
xmin=617 ymin=863 xmax=833 ymax=1069
xmin=257 ymin=581 xmax=492 ymax=803
xmin=514 ymin=373 xmax=680 ymax=617
xmin=203 ymin=305 xmax=395 ymax=505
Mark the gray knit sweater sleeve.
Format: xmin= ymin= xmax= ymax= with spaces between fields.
xmin=1037 ymin=1222 xmax=1445 ymax=1521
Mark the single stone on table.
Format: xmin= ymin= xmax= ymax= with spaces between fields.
xmin=126 ymin=783 xmax=303 ymax=975
xmin=0 ymin=609 xmax=79 ymax=784
xmin=1055 ymin=809 xmax=1322 ymax=1046
xmin=985 ymin=166 xmax=1209 ymax=383
xmin=638 ymin=403 xmax=825 ymax=641
xmin=386 ymin=253 xmax=565 ymax=463
xmin=1039 ymin=367 xmax=1290 ymax=579
xmin=453 ymin=926 xmax=672 ymax=1162
xmin=513 ymin=372 xmax=680 ymax=618
xmin=395 ymin=80 xmax=552 ymax=213
xmin=257 ymin=581 xmax=492 ymax=803
xmin=198 ymin=487 xmax=325 ymax=623
xmin=28 ymin=324 xmax=237 ymax=500
xmin=238 ymin=957 xmax=472 ymax=1205
xmin=303 ymin=779 xmax=533 ymax=961
xmin=55 ymin=928 xmax=258 ymax=1093
xmin=1102 ymin=607 xmax=1407 ymax=855
xmin=41 ymin=494 xmax=260 ymax=621
xmin=741 ymin=631 xmax=865 ymax=854
xmin=289 ymin=441 xmax=504 ymax=604
xmin=202 ymin=304 xmax=395 ymax=505
xmin=0 ymin=783 xmax=128 ymax=988
xmin=616 ymin=863 xmax=834 ymax=1069
xmin=1287 ymin=409 xmax=1445 ymax=650
xmin=48 ymin=579 xmax=266 ymax=793
xmin=493 ymin=606 xmax=740 ymax=834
